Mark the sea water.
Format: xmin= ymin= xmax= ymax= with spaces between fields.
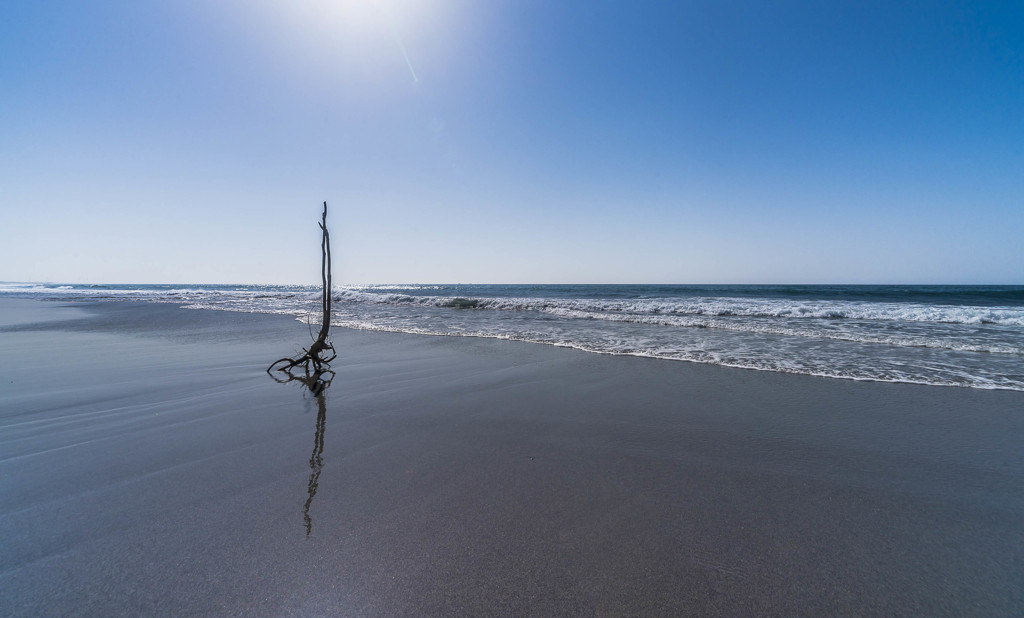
xmin=4 ymin=283 xmax=1023 ymax=391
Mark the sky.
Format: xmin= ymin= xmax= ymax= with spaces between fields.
xmin=1 ymin=0 xmax=1022 ymax=285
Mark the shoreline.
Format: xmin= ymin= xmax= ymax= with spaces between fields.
xmin=7 ymin=281 xmax=1023 ymax=392
xmin=2 ymin=298 xmax=1022 ymax=615
xmin=23 ymin=294 xmax=1024 ymax=393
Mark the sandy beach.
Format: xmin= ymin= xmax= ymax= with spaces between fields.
xmin=1 ymin=297 xmax=1022 ymax=615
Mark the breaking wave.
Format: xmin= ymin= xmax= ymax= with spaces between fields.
xmin=333 ymin=288 xmax=1024 ymax=327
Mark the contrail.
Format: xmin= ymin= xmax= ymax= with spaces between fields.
xmin=376 ymin=4 xmax=419 ymax=83
xmin=392 ymin=31 xmax=419 ymax=83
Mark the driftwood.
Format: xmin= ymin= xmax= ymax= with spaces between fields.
xmin=268 ymin=202 xmax=336 ymax=375
xmin=266 ymin=201 xmax=336 ymax=536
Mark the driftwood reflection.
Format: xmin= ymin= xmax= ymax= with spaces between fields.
xmin=268 ymin=366 xmax=334 ymax=537
xmin=303 ymin=387 xmax=327 ymax=536
xmin=267 ymin=364 xmax=335 ymax=395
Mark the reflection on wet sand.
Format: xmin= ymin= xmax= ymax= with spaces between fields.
xmin=303 ymin=389 xmax=326 ymax=536
xmin=268 ymin=367 xmax=334 ymax=537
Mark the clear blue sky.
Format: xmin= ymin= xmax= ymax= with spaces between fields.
xmin=2 ymin=0 xmax=1022 ymax=284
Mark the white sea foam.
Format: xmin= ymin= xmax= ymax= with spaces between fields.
xmin=540 ymin=308 xmax=1024 ymax=355
xmin=324 ymin=314 xmax=1024 ymax=391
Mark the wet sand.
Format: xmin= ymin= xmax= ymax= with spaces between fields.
xmin=1 ymin=298 xmax=1022 ymax=615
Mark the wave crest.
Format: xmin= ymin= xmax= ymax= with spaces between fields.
xmin=333 ymin=288 xmax=1024 ymax=327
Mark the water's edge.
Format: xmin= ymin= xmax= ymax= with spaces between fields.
xmin=4 ymin=283 xmax=1023 ymax=391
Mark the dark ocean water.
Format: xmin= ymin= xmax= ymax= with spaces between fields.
xmin=4 ymin=282 xmax=1024 ymax=390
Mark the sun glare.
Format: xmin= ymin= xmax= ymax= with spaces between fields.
xmin=245 ymin=0 xmax=448 ymax=89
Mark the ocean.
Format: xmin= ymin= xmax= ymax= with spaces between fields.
xmin=4 ymin=282 xmax=1024 ymax=391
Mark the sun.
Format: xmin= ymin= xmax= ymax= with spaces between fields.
xmin=246 ymin=0 xmax=443 ymax=87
